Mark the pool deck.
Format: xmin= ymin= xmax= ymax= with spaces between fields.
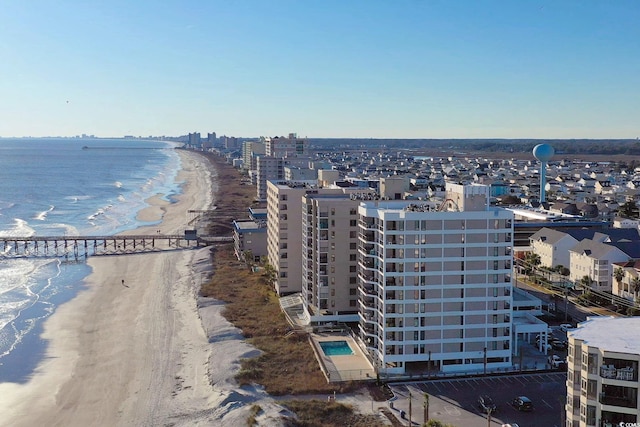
xmin=310 ymin=333 xmax=376 ymax=382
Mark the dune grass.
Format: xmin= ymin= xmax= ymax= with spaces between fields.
xmin=281 ymin=400 xmax=388 ymax=427
xmin=200 ymin=245 xmax=356 ymax=395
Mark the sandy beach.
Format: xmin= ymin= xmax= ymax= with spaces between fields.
xmin=0 ymin=150 xmax=282 ymax=427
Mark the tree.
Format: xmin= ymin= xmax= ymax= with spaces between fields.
xmin=618 ymin=201 xmax=640 ymax=219
xmin=632 ymin=277 xmax=640 ymax=298
xmin=243 ymin=249 xmax=254 ymax=266
xmin=555 ymin=265 xmax=570 ymax=276
xmin=614 ymin=268 xmax=625 ymax=286
xmin=523 ymin=252 xmax=541 ymax=275
xmin=580 ymin=275 xmax=593 ymax=290
xmin=262 ymin=263 xmax=276 ymax=287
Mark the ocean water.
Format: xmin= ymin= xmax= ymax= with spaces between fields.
xmin=0 ymin=138 xmax=183 ymax=382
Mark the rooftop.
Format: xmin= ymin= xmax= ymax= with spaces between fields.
xmin=570 ymin=316 xmax=640 ymax=355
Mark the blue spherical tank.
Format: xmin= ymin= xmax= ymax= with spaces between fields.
xmin=533 ymin=144 xmax=555 ymax=162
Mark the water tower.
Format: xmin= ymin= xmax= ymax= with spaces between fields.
xmin=533 ymin=143 xmax=555 ymax=203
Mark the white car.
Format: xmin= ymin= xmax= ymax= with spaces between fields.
xmin=560 ymin=323 xmax=573 ymax=332
xmin=549 ymin=355 xmax=567 ymax=369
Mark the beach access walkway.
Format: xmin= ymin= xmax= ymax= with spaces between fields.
xmin=0 ymin=233 xmax=232 ymax=260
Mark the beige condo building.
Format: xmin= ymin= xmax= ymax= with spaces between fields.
xmin=301 ymin=192 xmax=361 ymax=324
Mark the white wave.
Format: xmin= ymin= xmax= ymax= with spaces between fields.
xmin=41 ymin=223 xmax=80 ymax=236
xmin=0 ymin=218 xmax=36 ymax=237
xmin=117 ymin=194 xmax=126 ymax=202
xmin=34 ymin=205 xmax=55 ymax=221
xmin=114 ymin=181 xmax=123 ymax=188
xmin=87 ymin=208 xmax=105 ymax=221
xmin=64 ymin=195 xmax=93 ymax=202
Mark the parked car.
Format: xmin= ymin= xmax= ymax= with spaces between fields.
xmin=549 ymin=355 xmax=566 ymax=368
xmin=560 ymin=323 xmax=573 ymax=332
xmin=501 ymin=424 xmax=520 ymax=427
xmin=511 ymin=396 xmax=533 ymax=411
xmin=478 ymin=394 xmax=497 ymax=413
xmin=551 ymin=339 xmax=568 ymax=350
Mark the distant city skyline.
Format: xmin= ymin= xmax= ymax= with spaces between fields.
xmin=1 ymin=1 xmax=639 ymax=139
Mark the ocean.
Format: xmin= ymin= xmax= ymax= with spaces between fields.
xmin=0 ymin=138 xmax=183 ymax=382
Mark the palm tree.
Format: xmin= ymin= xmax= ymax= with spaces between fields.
xmin=580 ymin=275 xmax=593 ymax=290
xmin=525 ymin=252 xmax=541 ymax=268
xmin=523 ymin=252 xmax=541 ymax=276
xmin=614 ymin=267 xmax=625 ymax=283
xmin=614 ymin=267 xmax=625 ymax=292
xmin=632 ymin=277 xmax=640 ymax=299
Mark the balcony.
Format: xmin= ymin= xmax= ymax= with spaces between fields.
xmin=600 ymin=365 xmax=636 ymax=381
xmin=599 ymin=393 xmax=637 ymax=408
xmin=360 ymin=219 xmax=375 ymax=229
xmin=598 ymin=384 xmax=638 ymax=408
xmin=362 ymin=259 xmax=376 ymax=269
xmin=361 ymin=285 xmax=376 ymax=297
xmin=360 ymin=272 xmax=376 ymax=284
xmin=360 ymin=230 xmax=375 ymax=242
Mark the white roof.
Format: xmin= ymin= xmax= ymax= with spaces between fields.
xmin=570 ymin=316 xmax=640 ymax=355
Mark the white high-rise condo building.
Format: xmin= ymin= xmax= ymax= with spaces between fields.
xmin=356 ymin=183 xmax=514 ymax=375
xmin=566 ymin=316 xmax=640 ymax=427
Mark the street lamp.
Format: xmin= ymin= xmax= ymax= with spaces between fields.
xmin=484 ymin=347 xmax=487 ymax=375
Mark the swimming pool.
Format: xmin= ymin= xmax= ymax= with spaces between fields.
xmin=319 ymin=340 xmax=354 ymax=356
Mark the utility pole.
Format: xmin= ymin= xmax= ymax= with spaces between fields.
xmin=487 ymin=406 xmax=493 ymax=427
xmin=484 ymin=347 xmax=487 ymax=375
xmin=424 ymin=393 xmax=429 ymax=425
xmin=408 ymin=390 xmax=412 ymax=426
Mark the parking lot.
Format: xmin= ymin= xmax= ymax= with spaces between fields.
xmin=389 ymin=372 xmax=567 ymax=427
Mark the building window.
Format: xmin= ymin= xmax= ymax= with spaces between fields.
xmin=349 ymin=265 xmax=357 ymax=273
xmin=349 ymin=288 xmax=357 ymax=295
xmin=349 ymin=299 xmax=357 ymax=307
xmin=350 ymin=219 xmax=357 ymax=226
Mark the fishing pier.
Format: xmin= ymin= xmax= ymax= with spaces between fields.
xmin=0 ymin=233 xmax=232 ymax=261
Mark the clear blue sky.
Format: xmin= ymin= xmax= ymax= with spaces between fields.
xmin=1 ymin=0 xmax=639 ymax=139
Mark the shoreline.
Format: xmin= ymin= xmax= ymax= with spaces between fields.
xmin=0 ymin=150 xmax=265 ymax=426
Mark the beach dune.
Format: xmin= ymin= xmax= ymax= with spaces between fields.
xmin=0 ymin=151 xmax=277 ymax=426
